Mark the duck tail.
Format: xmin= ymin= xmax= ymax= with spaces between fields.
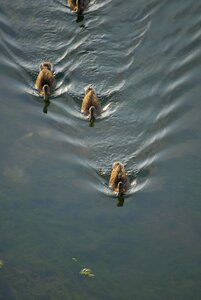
xmin=84 ymin=84 xmax=94 ymax=94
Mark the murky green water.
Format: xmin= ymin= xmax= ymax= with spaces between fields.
xmin=0 ymin=0 xmax=201 ymax=299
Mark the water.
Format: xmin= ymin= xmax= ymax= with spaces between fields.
xmin=0 ymin=0 xmax=201 ymax=299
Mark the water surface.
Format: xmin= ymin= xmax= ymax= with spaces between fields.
xmin=0 ymin=0 xmax=201 ymax=299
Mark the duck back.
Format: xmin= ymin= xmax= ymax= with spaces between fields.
xmin=81 ymin=90 xmax=101 ymax=115
xmin=36 ymin=69 xmax=55 ymax=95
xmin=109 ymin=162 xmax=129 ymax=193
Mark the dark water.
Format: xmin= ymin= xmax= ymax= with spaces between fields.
xmin=0 ymin=0 xmax=201 ymax=299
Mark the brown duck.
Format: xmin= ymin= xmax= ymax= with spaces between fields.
xmin=109 ymin=162 xmax=130 ymax=197
xmin=81 ymin=84 xmax=101 ymax=123
xmin=35 ymin=62 xmax=56 ymax=101
xmin=68 ymin=0 xmax=88 ymax=14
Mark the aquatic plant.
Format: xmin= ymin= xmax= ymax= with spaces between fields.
xmin=0 ymin=260 xmax=4 ymax=269
xmin=79 ymin=268 xmax=95 ymax=278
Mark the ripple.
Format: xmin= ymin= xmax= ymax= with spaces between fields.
xmin=1 ymin=0 xmax=200 ymax=202
xmin=88 ymin=163 xmax=138 ymax=199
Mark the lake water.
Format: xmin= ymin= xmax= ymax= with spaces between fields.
xmin=0 ymin=0 xmax=201 ymax=299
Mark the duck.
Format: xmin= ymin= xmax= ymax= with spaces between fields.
xmin=81 ymin=84 xmax=101 ymax=123
xmin=109 ymin=162 xmax=130 ymax=197
xmin=35 ymin=61 xmax=56 ymax=101
xmin=68 ymin=0 xmax=88 ymax=14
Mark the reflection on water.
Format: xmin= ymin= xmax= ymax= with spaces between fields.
xmin=0 ymin=0 xmax=201 ymax=299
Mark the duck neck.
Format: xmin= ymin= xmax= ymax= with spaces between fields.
xmin=43 ymin=84 xmax=50 ymax=102
xmin=76 ymin=0 xmax=82 ymax=13
xmin=89 ymin=106 xmax=95 ymax=122
xmin=118 ymin=181 xmax=123 ymax=197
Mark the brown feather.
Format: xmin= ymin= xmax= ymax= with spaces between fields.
xmin=81 ymin=88 xmax=101 ymax=116
xmin=35 ymin=64 xmax=56 ymax=96
xmin=109 ymin=162 xmax=130 ymax=193
xmin=68 ymin=0 xmax=88 ymax=12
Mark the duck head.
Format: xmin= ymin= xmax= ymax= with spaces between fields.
xmin=43 ymin=101 xmax=50 ymax=114
xmin=117 ymin=181 xmax=123 ymax=197
xmin=43 ymin=84 xmax=50 ymax=101
xmin=117 ymin=196 xmax=124 ymax=207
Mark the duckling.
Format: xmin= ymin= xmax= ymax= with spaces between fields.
xmin=109 ymin=162 xmax=130 ymax=197
xmin=35 ymin=61 xmax=56 ymax=101
xmin=68 ymin=0 xmax=87 ymax=14
xmin=81 ymin=84 xmax=101 ymax=123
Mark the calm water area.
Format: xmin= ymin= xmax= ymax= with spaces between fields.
xmin=0 ymin=0 xmax=201 ymax=299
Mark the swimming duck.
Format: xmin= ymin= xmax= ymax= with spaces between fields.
xmin=35 ymin=62 xmax=56 ymax=101
xmin=109 ymin=162 xmax=130 ymax=197
xmin=68 ymin=0 xmax=87 ymax=14
xmin=81 ymin=84 xmax=101 ymax=123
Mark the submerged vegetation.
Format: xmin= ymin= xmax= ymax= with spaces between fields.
xmin=79 ymin=268 xmax=95 ymax=278
xmin=0 ymin=260 xmax=4 ymax=269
